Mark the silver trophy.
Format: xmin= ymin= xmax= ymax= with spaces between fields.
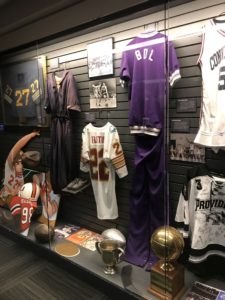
xmin=96 ymin=239 xmax=124 ymax=275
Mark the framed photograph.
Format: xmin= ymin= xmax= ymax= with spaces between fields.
xmin=0 ymin=56 xmax=48 ymax=126
xmin=89 ymin=78 xmax=117 ymax=109
xmin=170 ymin=133 xmax=205 ymax=163
xmin=87 ymin=38 xmax=113 ymax=78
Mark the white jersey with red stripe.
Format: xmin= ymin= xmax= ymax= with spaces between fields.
xmin=194 ymin=19 xmax=225 ymax=147
xmin=80 ymin=122 xmax=128 ymax=219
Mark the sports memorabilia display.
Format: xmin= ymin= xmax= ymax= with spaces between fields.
xmin=34 ymin=223 xmax=55 ymax=243
xmin=95 ymin=239 xmax=125 ymax=275
xmin=9 ymin=182 xmax=40 ymax=236
xmin=45 ymin=70 xmax=81 ymax=193
xmin=1 ymin=56 xmax=47 ymax=126
xmin=32 ymin=171 xmax=60 ymax=229
xmin=80 ymin=122 xmax=128 ymax=219
xmin=101 ymin=228 xmax=126 ymax=247
xmin=194 ymin=19 xmax=225 ymax=147
xmin=149 ymin=226 xmax=185 ymax=300
xmin=119 ymin=31 xmax=180 ymax=267
xmin=120 ymin=31 xmax=180 ymax=135
xmin=0 ymin=132 xmax=40 ymax=207
xmin=54 ymin=242 xmax=80 ymax=257
xmin=175 ymin=165 xmax=225 ymax=263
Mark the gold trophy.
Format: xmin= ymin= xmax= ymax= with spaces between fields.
xmin=96 ymin=239 xmax=124 ymax=275
xmin=148 ymin=226 xmax=186 ymax=300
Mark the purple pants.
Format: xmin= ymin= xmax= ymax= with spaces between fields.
xmin=124 ymin=133 xmax=167 ymax=267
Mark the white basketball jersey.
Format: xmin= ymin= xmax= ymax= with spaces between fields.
xmin=80 ymin=122 xmax=128 ymax=220
xmin=194 ymin=19 xmax=225 ymax=147
xmin=175 ymin=166 xmax=225 ymax=263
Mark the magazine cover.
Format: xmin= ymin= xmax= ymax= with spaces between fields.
xmin=66 ymin=228 xmax=103 ymax=251
xmin=55 ymin=224 xmax=81 ymax=239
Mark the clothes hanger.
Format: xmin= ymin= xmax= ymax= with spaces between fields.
xmin=53 ymin=62 xmax=67 ymax=80
xmin=144 ymin=22 xmax=158 ymax=34
xmin=213 ymin=11 xmax=225 ymax=23
xmin=137 ymin=22 xmax=158 ymax=38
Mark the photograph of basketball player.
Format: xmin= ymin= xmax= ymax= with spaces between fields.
xmin=9 ymin=182 xmax=40 ymax=236
xmin=32 ymin=171 xmax=60 ymax=229
xmin=89 ymin=78 xmax=117 ymax=109
xmin=0 ymin=131 xmax=40 ymax=208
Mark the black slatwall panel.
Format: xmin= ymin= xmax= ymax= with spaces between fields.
xmin=1 ymin=0 xmax=225 ymax=235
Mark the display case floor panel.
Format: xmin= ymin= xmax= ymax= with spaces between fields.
xmin=0 ymin=218 xmax=225 ymax=300
xmin=0 ymin=230 xmax=112 ymax=300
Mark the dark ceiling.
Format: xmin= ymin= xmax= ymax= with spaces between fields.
xmin=0 ymin=0 xmax=193 ymax=53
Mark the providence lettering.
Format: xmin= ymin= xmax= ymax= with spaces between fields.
xmin=209 ymin=46 xmax=225 ymax=70
xmin=195 ymin=198 xmax=225 ymax=210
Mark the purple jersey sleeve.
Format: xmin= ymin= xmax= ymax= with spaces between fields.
xmin=168 ymin=40 xmax=181 ymax=86
xmin=66 ymin=72 xmax=81 ymax=112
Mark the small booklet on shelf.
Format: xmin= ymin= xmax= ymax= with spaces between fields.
xmin=186 ymin=281 xmax=225 ymax=300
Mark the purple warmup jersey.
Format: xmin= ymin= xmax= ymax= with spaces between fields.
xmin=120 ymin=31 xmax=180 ymax=135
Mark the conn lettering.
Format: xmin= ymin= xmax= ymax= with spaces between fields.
xmin=209 ymin=46 xmax=225 ymax=70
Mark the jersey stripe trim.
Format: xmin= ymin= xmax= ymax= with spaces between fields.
xmin=170 ymin=69 xmax=181 ymax=86
xmin=10 ymin=204 xmax=21 ymax=215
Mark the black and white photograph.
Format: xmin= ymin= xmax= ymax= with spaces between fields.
xmin=170 ymin=133 xmax=205 ymax=163
xmin=87 ymin=38 xmax=113 ymax=78
xmin=89 ymin=78 xmax=117 ymax=109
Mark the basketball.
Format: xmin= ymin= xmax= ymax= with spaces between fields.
xmin=34 ymin=224 xmax=55 ymax=243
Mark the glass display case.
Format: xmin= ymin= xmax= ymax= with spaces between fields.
xmin=0 ymin=0 xmax=225 ymax=299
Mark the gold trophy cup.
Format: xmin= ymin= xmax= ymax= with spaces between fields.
xmin=96 ymin=239 xmax=124 ymax=275
xmin=148 ymin=226 xmax=186 ymax=300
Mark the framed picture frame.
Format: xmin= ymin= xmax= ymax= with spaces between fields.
xmin=0 ymin=56 xmax=48 ymax=126
xmin=87 ymin=38 xmax=113 ymax=78
xmin=170 ymin=133 xmax=205 ymax=163
xmin=89 ymin=78 xmax=117 ymax=109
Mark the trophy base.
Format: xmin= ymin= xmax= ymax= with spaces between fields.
xmin=148 ymin=285 xmax=187 ymax=300
xmin=104 ymin=266 xmax=116 ymax=275
xmin=148 ymin=261 xmax=186 ymax=300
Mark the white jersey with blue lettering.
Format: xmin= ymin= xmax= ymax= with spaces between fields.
xmin=194 ymin=19 xmax=225 ymax=147
xmin=80 ymin=122 xmax=128 ymax=220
